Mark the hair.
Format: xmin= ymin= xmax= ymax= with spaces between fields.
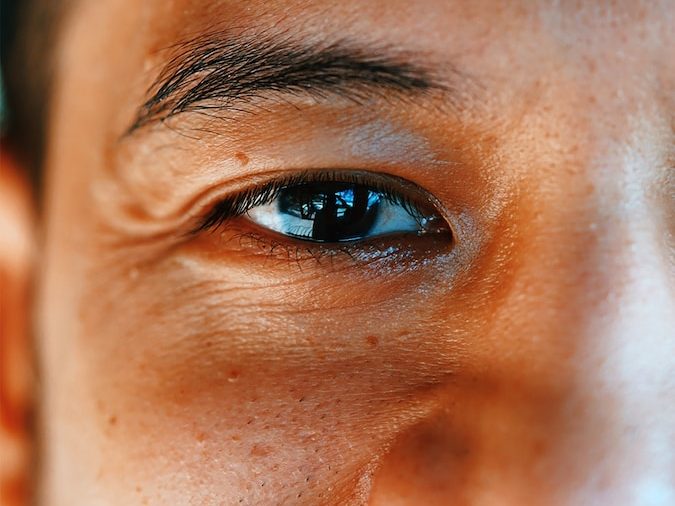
xmin=1 ymin=0 xmax=66 ymax=190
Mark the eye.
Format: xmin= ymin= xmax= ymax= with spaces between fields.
xmin=246 ymin=181 xmax=441 ymax=243
xmin=195 ymin=171 xmax=451 ymax=246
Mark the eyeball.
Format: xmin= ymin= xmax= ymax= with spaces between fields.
xmin=246 ymin=181 xmax=444 ymax=243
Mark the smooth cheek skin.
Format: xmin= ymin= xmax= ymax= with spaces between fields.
xmin=36 ymin=0 xmax=674 ymax=505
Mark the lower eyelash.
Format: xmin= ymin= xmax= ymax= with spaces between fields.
xmin=228 ymin=228 xmax=364 ymax=266
xmin=210 ymin=216 xmax=450 ymax=271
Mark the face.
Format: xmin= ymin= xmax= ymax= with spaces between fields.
xmin=31 ymin=0 xmax=674 ymax=504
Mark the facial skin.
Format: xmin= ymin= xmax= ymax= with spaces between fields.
xmin=0 ymin=0 xmax=673 ymax=504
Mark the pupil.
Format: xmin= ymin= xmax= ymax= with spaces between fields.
xmin=278 ymin=183 xmax=381 ymax=242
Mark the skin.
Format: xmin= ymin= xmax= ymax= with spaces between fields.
xmin=0 ymin=0 xmax=673 ymax=504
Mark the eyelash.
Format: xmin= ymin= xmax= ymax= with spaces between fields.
xmin=193 ymin=170 xmax=436 ymax=234
xmin=189 ymin=170 xmax=452 ymax=268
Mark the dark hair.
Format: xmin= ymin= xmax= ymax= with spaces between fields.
xmin=1 ymin=0 xmax=65 ymax=190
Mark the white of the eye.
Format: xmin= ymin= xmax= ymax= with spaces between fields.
xmin=369 ymin=200 xmax=422 ymax=235
xmin=246 ymin=198 xmax=423 ymax=238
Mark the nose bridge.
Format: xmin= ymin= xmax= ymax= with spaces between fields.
xmin=499 ymin=131 xmax=675 ymax=502
xmin=556 ymin=243 xmax=675 ymax=504
xmin=568 ymin=149 xmax=675 ymax=504
xmin=547 ymin=130 xmax=675 ymax=380
xmin=508 ymin=83 xmax=673 ymax=341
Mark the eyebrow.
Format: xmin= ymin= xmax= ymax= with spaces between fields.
xmin=128 ymin=31 xmax=461 ymax=133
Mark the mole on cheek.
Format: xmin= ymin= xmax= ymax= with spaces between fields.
xmin=365 ymin=335 xmax=379 ymax=348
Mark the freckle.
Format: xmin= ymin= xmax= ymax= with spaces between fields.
xmin=587 ymin=59 xmax=597 ymax=74
xmin=231 ymin=434 xmax=241 ymax=442
xmin=250 ymin=443 xmax=271 ymax=457
xmin=195 ymin=431 xmax=206 ymax=442
xmin=108 ymin=415 xmax=118 ymax=426
xmin=398 ymin=330 xmax=410 ymax=338
xmin=235 ymin=151 xmax=249 ymax=165
xmin=365 ymin=335 xmax=379 ymax=348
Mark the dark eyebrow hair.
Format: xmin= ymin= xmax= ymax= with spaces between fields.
xmin=128 ymin=32 xmax=457 ymax=133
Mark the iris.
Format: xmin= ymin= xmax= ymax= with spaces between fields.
xmin=278 ymin=183 xmax=381 ymax=242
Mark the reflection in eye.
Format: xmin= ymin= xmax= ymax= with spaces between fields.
xmin=247 ymin=182 xmax=438 ymax=243
xmin=195 ymin=171 xmax=451 ymax=247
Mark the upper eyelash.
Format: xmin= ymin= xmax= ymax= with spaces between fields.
xmin=192 ymin=170 xmax=435 ymax=234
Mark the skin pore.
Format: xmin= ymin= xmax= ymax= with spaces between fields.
xmin=1 ymin=0 xmax=673 ymax=504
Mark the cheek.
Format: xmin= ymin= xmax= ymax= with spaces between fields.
xmin=74 ymin=238 xmax=472 ymax=501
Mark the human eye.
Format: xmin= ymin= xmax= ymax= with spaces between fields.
xmin=194 ymin=170 xmax=452 ymax=255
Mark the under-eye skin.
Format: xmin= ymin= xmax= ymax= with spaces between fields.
xmin=194 ymin=170 xmax=452 ymax=259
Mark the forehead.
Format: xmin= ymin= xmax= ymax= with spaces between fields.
xmin=56 ymin=0 xmax=673 ymax=140
xmin=68 ymin=0 xmax=672 ymax=44
xmin=66 ymin=0 xmax=673 ymax=59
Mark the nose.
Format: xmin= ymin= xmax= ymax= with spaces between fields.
xmin=368 ymin=159 xmax=675 ymax=505
xmin=566 ymin=183 xmax=675 ymax=505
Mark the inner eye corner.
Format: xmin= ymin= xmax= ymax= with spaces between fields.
xmin=412 ymin=191 xmax=454 ymax=235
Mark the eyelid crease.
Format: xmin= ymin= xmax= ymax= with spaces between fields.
xmin=190 ymin=170 xmax=442 ymax=235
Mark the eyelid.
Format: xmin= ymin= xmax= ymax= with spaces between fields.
xmin=192 ymin=170 xmax=445 ymax=235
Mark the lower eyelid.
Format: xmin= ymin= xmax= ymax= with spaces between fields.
xmin=207 ymin=216 xmax=451 ymax=269
xmin=218 ymin=225 xmax=364 ymax=266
